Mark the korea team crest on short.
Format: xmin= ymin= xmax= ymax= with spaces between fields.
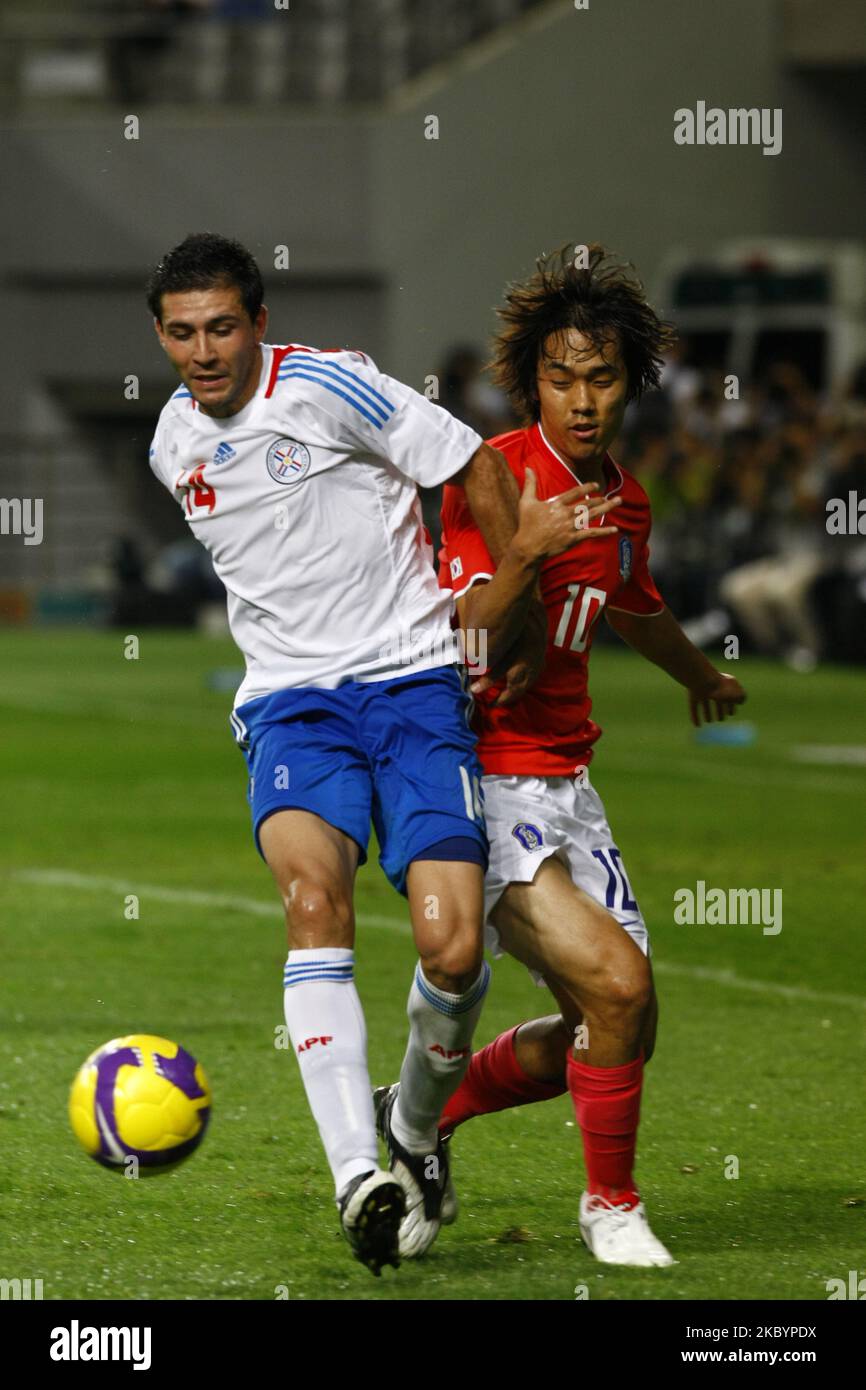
xmin=618 ymin=535 xmax=633 ymax=582
xmin=266 ymin=437 xmax=311 ymax=486
xmin=512 ymin=822 xmax=544 ymax=851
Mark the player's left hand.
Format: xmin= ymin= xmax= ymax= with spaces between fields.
xmin=687 ymin=671 xmax=747 ymax=727
xmin=470 ymin=599 xmax=547 ymax=707
xmin=471 ymin=659 xmax=534 ymax=707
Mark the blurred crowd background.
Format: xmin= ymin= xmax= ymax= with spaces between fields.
xmin=97 ymin=339 xmax=866 ymax=672
xmin=0 ymin=0 xmax=546 ymax=110
xmin=1 ymin=0 xmax=865 ymax=669
xmin=422 ymin=342 xmax=866 ymax=670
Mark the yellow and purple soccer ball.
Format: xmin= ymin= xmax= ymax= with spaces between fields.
xmin=69 ymin=1035 xmax=211 ymax=1173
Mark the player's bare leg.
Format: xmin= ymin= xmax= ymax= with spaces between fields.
xmin=491 ymin=858 xmax=651 ymax=1062
xmin=480 ymin=959 xmax=659 ymax=1085
xmin=510 ymin=1014 xmax=573 ymax=1080
xmin=260 ymin=809 xmax=404 ymax=1275
xmin=375 ymin=858 xmax=489 ymax=1258
xmin=406 ymin=859 xmax=486 ymax=994
xmin=441 ymin=887 xmax=659 ymax=1131
xmin=439 ymin=994 xmax=658 ymax=1158
xmin=519 ymin=983 xmax=657 ymax=1072
xmin=479 ymin=856 xmax=672 ymax=1265
xmin=439 ymin=857 xmax=671 ymax=1263
xmin=261 ymin=808 xmax=359 ymax=948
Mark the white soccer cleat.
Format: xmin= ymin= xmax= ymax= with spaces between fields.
xmin=579 ymin=1192 xmax=676 ymax=1267
xmin=374 ymin=1084 xmax=449 ymax=1259
xmin=396 ymin=1167 xmax=441 ymax=1259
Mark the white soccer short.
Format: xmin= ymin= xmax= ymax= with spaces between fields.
xmin=481 ymin=769 xmax=650 ymax=986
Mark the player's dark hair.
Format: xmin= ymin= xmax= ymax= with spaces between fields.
xmin=146 ymin=232 xmax=264 ymax=323
xmin=490 ymin=242 xmax=677 ymax=421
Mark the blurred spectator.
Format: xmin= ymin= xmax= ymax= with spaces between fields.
xmin=143 ymin=337 xmax=866 ymax=668
xmin=620 ymin=354 xmax=866 ymax=667
xmin=437 ymin=345 xmax=514 ymax=437
xmin=107 ymin=533 xmax=149 ymax=626
xmin=658 ymin=336 xmax=702 ymax=411
xmin=150 ymin=538 xmax=225 ymax=607
xmin=419 ymin=345 xmax=516 ymax=557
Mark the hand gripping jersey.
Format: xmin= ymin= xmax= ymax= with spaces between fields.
xmin=149 ymin=344 xmax=482 ymax=708
xmin=438 ymin=422 xmax=664 ymax=776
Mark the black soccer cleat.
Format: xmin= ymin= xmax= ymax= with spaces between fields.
xmin=337 ymin=1168 xmax=405 ymax=1277
xmin=439 ymin=1130 xmax=458 ymax=1226
xmin=374 ymin=1083 xmax=450 ymax=1258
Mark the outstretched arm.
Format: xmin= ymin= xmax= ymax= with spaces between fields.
xmin=606 ymin=605 xmax=747 ymax=726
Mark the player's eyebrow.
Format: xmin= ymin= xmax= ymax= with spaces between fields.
xmin=542 ymin=358 xmax=619 ymax=375
xmin=165 ymin=314 xmax=241 ymax=330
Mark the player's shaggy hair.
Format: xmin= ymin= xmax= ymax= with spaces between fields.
xmin=490 ymin=243 xmax=677 ymax=421
xmin=146 ymin=232 xmax=264 ymax=323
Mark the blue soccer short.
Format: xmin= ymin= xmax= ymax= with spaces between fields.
xmin=231 ymin=664 xmax=488 ymax=896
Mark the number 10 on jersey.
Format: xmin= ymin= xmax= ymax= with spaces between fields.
xmin=553 ymin=584 xmax=607 ymax=652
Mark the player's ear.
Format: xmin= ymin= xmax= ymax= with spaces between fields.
xmin=254 ymin=303 xmax=269 ymax=342
xmin=153 ymin=317 xmax=168 ymax=349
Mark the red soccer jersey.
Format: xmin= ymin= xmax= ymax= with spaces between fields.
xmin=437 ymin=422 xmax=664 ymax=775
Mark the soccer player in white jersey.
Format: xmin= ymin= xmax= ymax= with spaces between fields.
xmin=144 ymin=233 xmax=577 ymax=1274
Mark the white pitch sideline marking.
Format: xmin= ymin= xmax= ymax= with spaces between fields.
xmin=655 ymin=961 xmax=866 ymax=1011
xmin=792 ymin=745 xmax=866 ymax=766
xmin=12 ymin=868 xmax=866 ymax=1012
xmin=12 ymin=868 xmax=410 ymax=935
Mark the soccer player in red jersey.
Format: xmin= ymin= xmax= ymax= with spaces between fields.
xmin=385 ymin=244 xmax=747 ymax=1266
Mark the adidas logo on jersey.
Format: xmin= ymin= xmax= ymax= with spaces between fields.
xmin=213 ymin=442 xmax=236 ymax=465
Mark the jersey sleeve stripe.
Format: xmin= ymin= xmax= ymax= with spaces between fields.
xmin=277 ymin=354 xmax=396 ymax=415
xmin=451 ymin=571 xmax=494 ymax=601
xmin=276 ymin=359 xmax=394 ymax=423
xmin=275 ymin=369 xmax=390 ymax=429
xmin=276 ymin=362 xmax=392 ymax=423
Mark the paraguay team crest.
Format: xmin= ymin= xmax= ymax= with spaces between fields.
xmin=618 ymin=535 xmax=633 ymax=581
xmin=266 ymin=437 xmax=311 ymax=486
xmin=512 ymin=822 xmax=544 ymax=852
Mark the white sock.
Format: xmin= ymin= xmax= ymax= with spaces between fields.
xmin=391 ymin=961 xmax=491 ymax=1155
xmin=282 ymin=948 xmax=378 ymax=1198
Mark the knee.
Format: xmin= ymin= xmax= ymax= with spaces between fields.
xmin=419 ymin=922 xmax=484 ymax=994
xmin=282 ymin=875 xmax=353 ymax=948
xmin=579 ymin=954 xmax=653 ymax=1022
xmin=604 ymin=961 xmax=653 ymax=1019
xmin=515 ymin=1015 xmax=572 ymax=1083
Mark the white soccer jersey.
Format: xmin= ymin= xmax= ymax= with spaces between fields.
xmin=149 ymin=344 xmax=482 ymax=708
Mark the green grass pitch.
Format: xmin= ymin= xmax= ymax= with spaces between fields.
xmin=1 ymin=629 xmax=863 ymax=1301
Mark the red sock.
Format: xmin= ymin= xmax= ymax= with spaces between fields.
xmin=566 ymin=1050 xmax=644 ymax=1209
xmin=439 ymin=1025 xmax=566 ymax=1133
